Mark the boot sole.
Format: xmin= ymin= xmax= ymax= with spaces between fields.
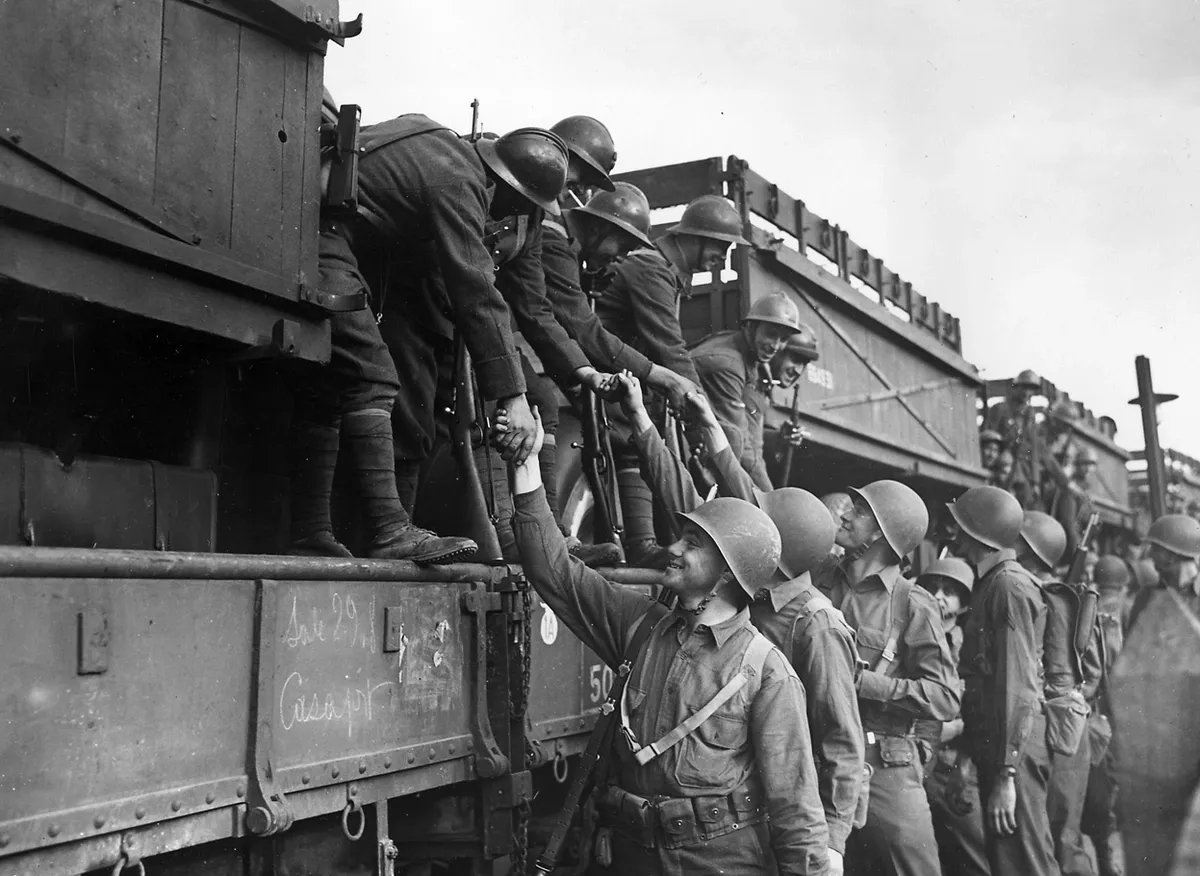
xmin=410 ymin=544 xmax=478 ymax=565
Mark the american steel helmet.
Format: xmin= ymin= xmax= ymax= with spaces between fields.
xmin=979 ymin=429 xmax=1003 ymax=446
xmin=676 ymin=498 xmax=782 ymax=596
xmin=1093 ymin=556 xmax=1131 ymax=592
xmin=758 ymin=488 xmax=838 ymax=579
xmin=1014 ymin=369 xmax=1042 ymax=389
xmin=921 ymin=557 xmax=976 ymax=599
xmin=572 ymin=182 xmax=652 ymax=247
xmin=1145 ymin=514 xmax=1200 ymax=560
xmin=1048 ymin=400 xmax=1079 ymax=424
xmin=1019 ymin=511 xmax=1069 ymax=570
xmin=742 ymin=293 xmax=803 ymax=334
xmin=550 ymin=115 xmax=616 ymax=191
xmin=947 ymin=485 xmax=1024 ymax=551
xmin=476 ymin=127 xmax=570 ymax=216
xmin=666 ymin=195 xmax=749 ymax=245
xmin=848 ymin=480 xmax=930 ymax=558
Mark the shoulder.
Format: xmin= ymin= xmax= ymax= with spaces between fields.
xmin=613 ymin=248 xmax=671 ymax=282
xmin=759 ymin=641 xmax=801 ymax=683
xmin=690 ymin=333 xmax=742 ymax=365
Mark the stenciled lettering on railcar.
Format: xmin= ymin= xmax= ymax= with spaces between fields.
xmin=806 ymin=365 xmax=835 ymax=391
xmin=283 ymin=590 xmax=378 ymax=652
xmin=278 ymin=671 xmax=394 ymax=738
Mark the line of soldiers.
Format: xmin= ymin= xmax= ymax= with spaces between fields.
xmin=296 ymin=108 xmax=1200 ymax=875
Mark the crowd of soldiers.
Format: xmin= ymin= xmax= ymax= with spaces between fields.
xmin=295 ymin=109 xmax=1200 ymax=875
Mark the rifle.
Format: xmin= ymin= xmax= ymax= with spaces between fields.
xmin=450 ymin=336 xmax=503 ymax=561
xmin=1066 ymin=512 xmax=1101 ymax=660
xmin=579 ymin=388 xmax=623 ymax=550
xmin=468 ymin=98 xmax=481 ymax=142
xmin=778 ymin=383 xmax=803 ymax=487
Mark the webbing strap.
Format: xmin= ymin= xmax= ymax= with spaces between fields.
xmin=631 ymin=633 xmax=774 ymax=766
xmin=872 ymin=579 xmax=913 ymax=674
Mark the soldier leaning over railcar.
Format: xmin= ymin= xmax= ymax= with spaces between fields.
xmin=507 ymin=409 xmax=831 ymax=875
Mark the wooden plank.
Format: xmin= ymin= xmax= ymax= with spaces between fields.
xmin=156 ymin=0 xmax=240 ymax=250
xmin=230 ymin=26 xmax=287 ymax=274
xmin=61 ymin=0 xmax=163 ymax=202
xmin=278 ymin=43 xmax=310 ymax=278
xmin=739 ymin=165 xmax=804 ymax=242
xmin=612 ymin=158 xmax=725 ymax=209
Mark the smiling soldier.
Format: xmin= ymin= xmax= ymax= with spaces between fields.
xmin=511 ymin=412 xmax=830 ymax=874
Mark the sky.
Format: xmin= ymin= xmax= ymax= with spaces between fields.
xmin=324 ymin=0 xmax=1200 ymax=454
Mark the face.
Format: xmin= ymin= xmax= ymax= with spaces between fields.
xmin=981 ymin=441 xmax=1000 ymax=468
xmin=577 ymin=221 xmax=636 ymax=271
xmin=679 ymin=235 xmax=731 ymax=275
xmin=563 ymin=157 xmax=599 ymax=209
xmin=1011 ymin=385 xmax=1034 ymax=406
xmin=836 ymin=499 xmax=884 ymax=551
xmin=1075 ymin=461 xmax=1096 ymax=485
xmin=663 ymin=522 xmax=729 ymax=599
xmin=995 ymin=453 xmax=1014 ymax=482
xmin=926 ymin=578 xmax=965 ymax=620
xmin=1149 ymin=544 xmax=1200 ymax=591
xmin=747 ymin=322 xmax=794 ymax=362
xmin=773 ymin=352 xmax=808 ymax=388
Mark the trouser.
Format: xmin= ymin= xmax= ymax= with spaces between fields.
xmin=846 ymin=736 xmax=943 ymax=876
xmin=975 ymin=714 xmax=1059 ymax=876
xmin=1081 ymin=714 xmax=1121 ymax=876
xmin=925 ymin=755 xmax=990 ymax=876
xmin=1048 ymin=730 xmax=1094 ymax=875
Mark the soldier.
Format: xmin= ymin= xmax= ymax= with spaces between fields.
xmin=916 ymin=559 xmax=990 ymax=876
xmin=690 ymin=294 xmax=810 ymax=491
xmin=948 ymin=486 xmax=1058 ymax=876
xmin=594 ymin=195 xmax=745 ymax=565
xmin=982 ymin=369 xmax=1042 ymax=506
xmin=991 ymin=450 xmax=1014 ymax=490
xmin=1127 ymin=512 xmax=1200 ymax=627
xmin=980 ymin=429 xmax=1003 ymax=472
xmin=1018 ymin=511 xmax=1102 ymax=876
xmin=1082 ymin=556 xmax=1129 ymax=876
xmin=510 ymin=413 xmax=831 ymax=875
xmin=817 ymin=480 xmax=960 ymax=876
xmin=767 ymin=326 xmax=821 ymax=463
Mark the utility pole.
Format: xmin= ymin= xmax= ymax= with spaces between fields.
xmin=1130 ymin=355 xmax=1176 ymax=520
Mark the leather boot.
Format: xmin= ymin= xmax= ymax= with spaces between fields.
xmin=342 ymin=410 xmax=477 ymax=564
xmin=289 ymin=420 xmax=353 ymax=558
xmin=570 ymin=541 xmax=624 ymax=568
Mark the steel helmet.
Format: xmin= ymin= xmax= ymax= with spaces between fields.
xmin=979 ymin=429 xmax=1003 ymax=447
xmin=1048 ymin=400 xmax=1079 ymax=425
xmin=782 ymin=323 xmax=820 ymax=362
xmin=476 ymin=127 xmax=570 ymax=216
xmin=821 ymin=492 xmax=853 ymax=524
xmin=550 ymin=115 xmax=616 ymax=191
xmin=921 ymin=557 xmax=975 ymax=599
xmin=1014 ymin=369 xmax=1042 ymax=389
xmin=676 ymin=498 xmax=782 ymax=596
xmin=1093 ymin=555 xmax=1131 ymax=592
xmin=1131 ymin=558 xmax=1161 ymax=589
xmin=1145 ymin=514 xmax=1200 ymax=560
xmin=741 ymin=293 xmax=803 ymax=334
xmin=1019 ymin=511 xmax=1068 ymax=570
xmin=665 ymin=195 xmax=749 ymax=245
xmin=1075 ymin=446 xmax=1099 ymax=466
xmin=572 ymin=182 xmax=652 ymax=247
xmin=758 ymin=488 xmax=838 ymax=579
xmin=847 ymin=480 xmax=929 ymax=558
xmin=947 ymin=485 xmax=1024 ymax=551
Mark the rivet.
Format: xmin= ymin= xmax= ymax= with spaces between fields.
xmin=383 ymin=757 xmax=393 ymax=769
xmin=48 ymin=825 xmax=61 ymax=838
xmin=0 ymin=834 xmax=10 ymax=848
xmin=331 ymin=767 xmax=340 ymax=778
xmin=205 ymin=793 xmax=215 ymax=804
xmin=407 ymin=754 xmax=415 ymax=764
xmin=94 ymin=816 xmax=106 ymax=829
xmin=358 ymin=761 xmax=367 ymax=774
xmin=236 ymin=786 xmax=246 ymax=799
xmin=466 ymin=741 xmax=474 ymax=752
xmin=301 ymin=773 xmax=311 ymax=785
xmin=428 ymin=749 xmax=435 ymax=760
xmin=449 ymin=745 xmax=456 ymax=754
xmin=171 ymin=800 xmax=182 ymax=812
xmin=135 ymin=807 xmax=146 ymax=820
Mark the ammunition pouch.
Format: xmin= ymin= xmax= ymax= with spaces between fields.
xmin=596 ymin=781 xmax=765 ymax=850
xmin=1087 ymin=712 xmax=1113 ymax=766
xmin=1044 ymin=690 xmax=1090 ymax=757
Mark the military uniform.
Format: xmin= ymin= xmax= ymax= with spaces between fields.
xmin=511 ymin=487 xmax=831 ymax=875
xmin=1081 ymin=598 xmax=1124 ymax=876
xmin=690 ymin=330 xmax=773 ymax=491
xmin=983 ymin=402 xmax=1070 ymax=511
xmin=960 ymin=551 xmax=1058 ymax=876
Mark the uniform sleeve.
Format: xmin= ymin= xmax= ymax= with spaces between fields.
xmin=752 ymin=651 xmax=831 ymax=876
xmin=1080 ymin=615 xmax=1104 ymax=703
xmin=856 ymin=589 xmax=960 ymax=721
xmin=988 ymin=578 xmax=1043 ymax=768
xmin=630 ymin=424 xmax=703 ymax=516
xmin=1053 ymin=488 xmax=1082 ymax=559
xmin=612 ymin=254 xmax=701 ymax=385
xmin=511 ymin=486 xmax=657 ymax=669
xmin=793 ymin=619 xmax=864 ymax=854
xmin=425 ymin=181 xmax=525 ymax=400
xmin=708 ymin=445 xmax=759 ymax=503
xmin=496 ymin=221 xmax=591 ymax=383
xmin=541 ymin=229 xmax=654 ymax=378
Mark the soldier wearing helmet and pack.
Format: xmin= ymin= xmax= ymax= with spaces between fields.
xmin=1018 ymin=511 xmax=1103 ymax=876
xmin=948 ymin=486 xmax=1057 ymax=875
xmin=690 ymin=293 xmax=810 ymax=491
xmin=983 ymin=371 xmax=1073 ymax=512
xmin=594 ymin=194 xmax=745 ymax=565
xmin=915 ymin=559 xmax=990 ymax=876
xmin=1127 ymin=512 xmax=1200 ymax=629
xmin=510 ymin=410 xmax=831 ymax=875
xmin=813 ymin=479 xmax=959 ymax=876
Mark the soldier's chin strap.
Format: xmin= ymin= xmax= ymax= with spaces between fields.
xmin=684 ymin=570 xmax=733 ymax=617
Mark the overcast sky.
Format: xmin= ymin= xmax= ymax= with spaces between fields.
xmin=325 ymin=0 xmax=1200 ymax=455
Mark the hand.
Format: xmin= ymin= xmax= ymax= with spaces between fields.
xmin=647 ymin=365 xmax=698 ymax=411
xmin=683 ymin=389 xmax=720 ymax=430
xmin=615 ymin=371 xmax=646 ymax=419
xmin=827 ymin=849 xmax=844 ymax=876
xmin=781 ymin=420 xmax=809 ymax=448
xmin=987 ymin=774 xmax=1017 ymax=836
xmin=575 ymin=366 xmax=619 ymax=399
xmin=940 ymin=717 xmax=964 ymax=744
xmin=945 ymin=759 xmax=974 ymax=816
xmin=491 ymin=393 xmax=537 ymax=466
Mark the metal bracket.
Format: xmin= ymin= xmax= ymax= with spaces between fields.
xmin=461 ymin=586 xmax=509 ymax=779
xmin=77 ymin=586 xmax=112 ymax=675
xmin=299 ymin=282 xmax=368 ymax=313
xmin=303 ymin=7 xmax=363 ymax=44
xmin=480 ymin=771 xmax=533 ymax=859
xmin=375 ymin=799 xmax=397 ymax=876
xmin=245 ymin=580 xmax=294 ymax=837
